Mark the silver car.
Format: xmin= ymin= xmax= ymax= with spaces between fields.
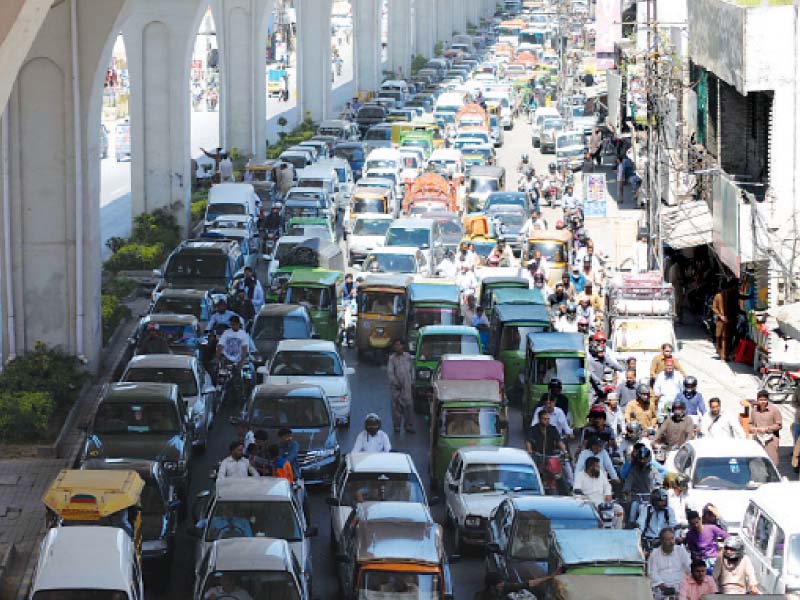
xmin=540 ymin=118 xmax=565 ymax=154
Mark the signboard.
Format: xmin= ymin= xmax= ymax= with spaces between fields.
xmin=712 ymin=174 xmax=740 ymax=277
xmin=583 ymin=172 xmax=607 ymax=217
xmin=595 ymin=0 xmax=622 ymax=54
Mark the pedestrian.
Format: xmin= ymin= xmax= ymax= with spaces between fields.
xmin=699 ymin=397 xmax=745 ymax=439
xmin=679 ymin=559 xmax=719 ymax=600
xmin=387 ymin=339 xmax=415 ymax=433
xmin=268 ymin=444 xmax=295 ymax=483
xmin=711 ymin=280 xmax=735 ymax=361
xmin=219 ymin=152 xmax=234 ymax=182
xmin=218 ymin=440 xmax=259 ymax=480
xmin=587 ymin=127 xmax=603 ymax=168
xmin=749 ymin=389 xmax=783 ymax=464
xmin=277 ymin=427 xmax=300 ymax=478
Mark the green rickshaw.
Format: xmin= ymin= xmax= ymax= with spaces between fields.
xmin=283 ymin=269 xmax=343 ymax=343
xmin=522 ymin=332 xmax=588 ymax=431
xmin=476 ymin=272 xmax=529 ymax=318
xmin=488 ymin=286 xmax=546 ymax=315
xmin=285 ymin=216 xmax=335 ymax=242
xmin=266 ymin=237 xmax=344 ymax=303
xmin=406 ymin=281 xmax=461 ymax=353
xmin=488 ymin=304 xmax=552 ymax=402
xmin=355 ymin=274 xmax=413 ymax=361
xmin=429 ymin=379 xmax=506 ymax=489
xmin=547 ymin=530 xmax=646 ymax=582
xmin=413 ymin=325 xmax=482 ymax=413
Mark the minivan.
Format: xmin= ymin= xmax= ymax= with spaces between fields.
xmin=384 ymin=217 xmax=444 ymax=276
xmin=204 ymin=183 xmax=260 ymax=226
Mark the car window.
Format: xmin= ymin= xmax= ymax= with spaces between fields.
xmin=341 ymin=472 xmax=426 ymax=505
xmin=205 ymin=500 xmax=302 ymax=541
xmin=742 ymin=502 xmax=758 ymax=541
xmin=755 ymin=514 xmax=775 ymax=556
xmin=270 ymin=350 xmax=343 ymax=377
xmin=773 ymin=526 xmax=785 ymax=570
xmin=418 ymin=334 xmax=481 ymax=362
xmin=200 ymin=570 xmax=300 ymax=600
xmin=94 ymin=402 xmax=180 ymax=434
xmin=462 ymin=464 xmax=540 ymax=494
xmin=249 ymin=394 xmax=330 ymax=428
xmin=441 ymin=408 xmax=501 ymax=438
xmin=123 ymin=367 xmax=198 ymax=397
xmin=532 ymin=357 xmax=585 ymax=385
xmin=252 ymin=315 xmax=310 ymax=341
xmin=692 ymin=457 xmax=781 ymax=490
xmin=152 ymin=297 xmax=203 ymax=320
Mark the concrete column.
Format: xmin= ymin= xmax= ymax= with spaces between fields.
xmin=388 ymin=0 xmax=413 ymax=78
xmin=0 ymin=0 xmax=126 ymax=368
xmin=436 ymin=0 xmax=453 ymax=46
xmin=414 ymin=0 xmax=436 ymax=59
xmin=213 ymin=0 xmax=272 ymax=159
xmin=452 ymin=0 xmax=466 ymax=36
xmin=122 ymin=0 xmax=202 ymax=231
xmin=296 ymin=0 xmax=332 ymax=121
xmin=352 ymin=0 xmax=382 ymax=95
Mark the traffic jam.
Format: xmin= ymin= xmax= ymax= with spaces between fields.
xmin=27 ymin=0 xmax=799 ymax=599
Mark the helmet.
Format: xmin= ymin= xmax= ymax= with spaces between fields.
xmin=364 ymin=413 xmax=382 ymax=429
xmin=566 ymin=303 xmax=577 ymax=317
xmin=683 ymin=375 xmax=698 ymax=396
xmin=548 ymin=378 xmax=562 ymax=389
xmin=555 ymin=219 xmax=565 ymax=229
xmin=577 ymin=317 xmax=590 ymax=331
xmin=633 ymin=444 xmax=651 ymax=462
xmin=636 ymin=383 xmax=651 ymax=401
xmin=625 ymin=421 xmax=643 ymax=440
xmin=548 ymin=162 xmax=557 ymax=171
xmin=671 ymin=398 xmax=687 ymax=420
xmin=593 ymin=331 xmax=607 ymax=342
xmin=674 ymin=473 xmax=690 ymax=491
xmin=650 ymin=488 xmax=668 ymax=505
xmin=588 ymin=404 xmax=606 ymax=420
xmin=723 ymin=536 xmax=745 ymax=561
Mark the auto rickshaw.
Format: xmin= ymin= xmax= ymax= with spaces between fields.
xmin=523 ymin=229 xmax=572 ymax=285
xmin=355 ymin=274 xmax=413 ymax=360
xmin=284 ymin=268 xmax=343 ymax=343
xmin=522 ymin=332 xmax=588 ymax=431
xmin=267 ymin=237 xmax=345 ymax=303
xmin=429 ymin=380 xmax=507 ymax=489
xmin=488 ymin=286 xmax=546 ymax=315
xmin=433 ymin=353 xmax=505 ymax=398
xmin=489 ymin=304 xmax=552 ymax=402
xmin=243 ymin=159 xmax=281 ymax=205
xmin=347 ymin=187 xmax=392 ymax=232
xmin=42 ymin=469 xmax=145 ymax=559
xmin=413 ymin=325 xmax=482 ymax=413
xmin=475 ymin=267 xmax=528 ymax=316
xmin=406 ymin=281 xmax=461 ymax=352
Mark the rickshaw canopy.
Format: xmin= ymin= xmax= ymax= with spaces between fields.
xmin=438 ymin=357 xmax=504 ymax=385
xmin=43 ymin=469 xmax=144 ymax=520
xmin=433 ymin=380 xmax=502 ymax=403
xmin=526 ymin=332 xmax=586 ymax=355
xmin=408 ymin=282 xmax=460 ymax=305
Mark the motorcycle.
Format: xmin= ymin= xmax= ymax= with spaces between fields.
xmin=543 ymin=177 xmax=561 ymax=206
xmin=533 ymin=452 xmax=571 ymax=496
xmin=758 ymin=364 xmax=800 ymax=404
xmin=597 ymin=501 xmax=625 ymax=529
xmin=340 ymin=297 xmax=357 ymax=348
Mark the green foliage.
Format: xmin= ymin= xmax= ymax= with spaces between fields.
xmin=103 ymin=208 xmax=181 ymax=274
xmin=467 ymin=22 xmax=478 ymax=35
xmin=266 ymin=116 xmax=318 ymax=159
xmin=102 ymin=277 xmax=138 ymax=299
xmin=0 ymin=390 xmax=54 ymax=442
xmin=278 ymin=116 xmax=288 ymax=128
xmin=434 ymin=42 xmax=444 ymax=57
xmin=191 ymin=197 xmax=208 ymax=224
xmin=0 ymin=343 xmax=88 ymax=410
xmin=411 ymin=54 xmax=428 ymax=75
xmin=102 ymin=294 xmax=132 ymax=346
xmin=130 ymin=209 xmax=181 ymax=250
xmin=103 ymin=242 xmax=164 ymax=273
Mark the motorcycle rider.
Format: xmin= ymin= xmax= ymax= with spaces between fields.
xmin=615 ymin=369 xmax=639 ymax=408
xmin=536 ymin=378 xmax=571 ymax=416
xmin=667 ymin=473 xmax=694 ymax=527
xmin=624 ymin=445 xmax=661 ymax=524
xmin=263 ymin=204 xmax=282 ymax=233
xmin=588 ymin=346 xmax=624 ymax=402
xmin=637 ymin=488 xmax=677 ymax=547
xmin=529 ymin=270 xmax=551 ymax=302
xmin=562 ymin=185 xmax=581 ymax=220
xmin=620 ymin=421 xmax=651 ymax=460
xmin=656 ymin=399 xmax=695 ymax=449
xmin=674 ymin=375 xmax=706 ymax=422
xmin=517 ymin=153 xmax=533 ymax=177
xmin=685 ymin=509 xmax=729 ymax=565
xmin=351 ymin=413 xmax=392 ymax=452
xmin=555 ymin=303 xmax=579 ymax=333
xmin=208 ymin=298 xmax=242 ymax=331
xmin=576 ymin=295 xmax=595 ymax=329
xmin=713 ymin=536 xmax=759 ymax=595
xmin=546 ymin=282 xmax=570 ymax=315
xmin=653 ymin=358 xmax=685 ymax=416
xmin=624 ymin=383 xmax=658 ymax=428
xmin=582 ymin=404 xmax=618 ymax=451
xmin=520 ymin=209 xmax=548 ymax=238
xmin=648 ymin=528 xmax=691 ymax=600
xmin=573 ymin=455 xmax=614 ymax=507
xmin=216 ymin=314 xmax=255 ymax=370
xmin=605 ymin=392 xmax=625 ymax=439
xmin=577 ymin=317 xmax=591 ymax=335
xmin=575 ymin=435 xmax=619 ymax=484
xmin=532 ymin=394 xmax=573 ymax=438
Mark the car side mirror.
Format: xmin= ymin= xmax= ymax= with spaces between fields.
xmin=326 ymin=496 xmax=341 ymax=506
xmin=486 ymin=542 xmax=501 ymax=554
xmin=306 ymin=525 xmax=319 ymax=538
xmin=448 ymin=482 xmax=458 ymax=492
xmin=152 ymin=269 xmax=162 ymax=278
xmin=345 ymin=367 xmax=355 ymax=376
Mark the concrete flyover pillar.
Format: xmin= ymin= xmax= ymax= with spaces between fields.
xmin=296 ymin=0 xmax=332 ymax=121
xmin=388 ymin=0 xmax=413 ymax=79
xmin=0 ymin=0 xmax=126 ymax=368
xmin=122 ymin=0 xmax=202 ymax=231
xmin=352 ymin=0 xmax=382 ymax=96
xmin=436 ymin=0 xmax=453 ymax=46
xmin=212 ymin=0 xmax=273 ymax=160
xmin=452 ymin=0 xmax=467 ymax=36
xmin=414 ymin=0 xmax=435 ymax=59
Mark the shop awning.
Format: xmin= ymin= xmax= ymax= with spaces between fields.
xmin=661 ymin=200 xmax=713 ymax=250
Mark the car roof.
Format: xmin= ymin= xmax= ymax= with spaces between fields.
xmin=511 ymin=495 xmax=599 ymax=519
xmin=156 ymin=288 xmax=208 ymax=299
xmin=434 ymin=380 xmax=501 ymax=402
xmin=103 ymin=382 xmax=178 ymax=403
xmin=215 ymin=476 xmax=293 ymax=502
xmin=354 ymin=502 xmax=442 ymax=564
xmin=33 ymin=526 xmax=135 ymax=592
xmin=251 ymin=383 xmax=325 ymax=400
xmin=458 ymin=447 xmax=533 ymax=465
xmin=419 ymin=324 xmax=480 ymax=336
xmin=210 ymin=538 xmax=295 ymax=573
xmin=494 ymin=303 xmax=550 ymax=322
xmin=390 ymin=217 xmax=435 ymax=228
xmin=552 ymin=529 xmax=644 ymax=565
xmin=684 ymin=438 xmax=770 ymax=459
xmin=749 ymin=482 xmax=800 ymax=530
xmin=274 ymin=338 xmax=338 ymax=352
xmin=526 ymin=331 xmax=586 ymax=354
xmin=256 ymin=304 xmax=309 ymax=318
xmin=125 ymin=354 xmax=196 ymax=370
xmin=348 ymin=452 xmax=415 ymax=473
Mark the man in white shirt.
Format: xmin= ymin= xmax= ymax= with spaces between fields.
xmin=648 ymin=528 xmax=691 ymax=600
xmin=574 ymin=436 xmax=619 ymax=483
xmin=351 ymin=413 xmax=392 ymax=453
xmin=436 ymin=251 xmax=458 ymax=279
xmin=218 ymin=441 xmax=259 ymax=479
xmin=653 ymin=359 xmax=685 ymax=415
xmin=217 ymin=315 xmax=255 ymax=365
xmin=532 ymin=396 xmax=573 ymax=438
xmin=572 ymin=456 xmax=612 ymax=505
xmin=456 ymin=265 xmax=478 ymax=298
xmin=699 ymin=397 xmax=746 ymax=439
xmin=219 ymin=152 xmax=235 ymax=182
xmin=520 ymin=210 xmax=548 ymax=238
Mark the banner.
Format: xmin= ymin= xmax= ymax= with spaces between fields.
xmin=595 ymin=0 xmax=622 ymax=54
xmin=583 ymin=173 xmax=607 ymax=217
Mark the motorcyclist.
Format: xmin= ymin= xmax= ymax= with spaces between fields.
xmin=582 ymin=404 xmax=617 ymax=451
xmin=555 ymin=303 xmax=579 ymax=333
xmin=138 ymin=322 xmax=171 ymax=355
xmin=637 ymin=488 xmax=677 ymax=548
xmin=216 ymin=314 xmax=255 ymax=368
xmin=624 ymin=383 xmax=658 ymax=428
xmin=536 ymin=378 xmax=571 ymax=416
xmin=577 ymin=317 xmax=591 ymax=335
xmin=713 ymin=536 xmax=759 ymax=594
xmin=263 ymin=204 xmax=282 ymax=233
xmin=207 ymin=298 xmax=242 ymax=331
xmin=351 ymin=413 xmax=392 ymax=452
xmin=655 ymin=398 xmax=695 ymax=449
xmin=562 ymin=185 xmax=582 ymax=220
xmin=667 ymin=473 xmax=694 ymax=527
xmin=517 ymin=153 xmax=533 ymax=176
xmin=624 ymin=445 xmax=662 ymax=524
xmin=575 ymin=435 xmax=619 ymax=484
xmin=674 ymin=375 xmax=706 ymax=424
xmin=620 ymin=421 xmax=651 ymax=461
xmin=588 ymin=347 xmax=624 ymax=402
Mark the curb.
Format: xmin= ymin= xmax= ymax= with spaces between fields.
xmin=0 ymin=543 xmax=14 ymax=587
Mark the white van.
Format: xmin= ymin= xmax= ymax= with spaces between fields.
xmin=741 ymin=481 xmax=800 ymax=594
xmin=380 ymin=79 xmax=410 ymax=99
xmin=317 ymin=157 xmax=354 ymax=211
xmin=531 ymin=106 xmax=561 ymax=146
xmin=296 ymin=165 xmax=340 ymax=212
xmin=205 ymin=183 xmax=260 ymax=227
xmin=30 ymin=526 xmax=144 ymax=599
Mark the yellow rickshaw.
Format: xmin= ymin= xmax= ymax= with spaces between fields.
xmin=523 ymin=229 xmax=573 ymax=285
xmin=43 ymin=469 xmax=145 ymax=559
xmin=355 ymin=274 xmax=413 ymax=361
xmin=348 ymin=187 xmax=393 ymax=232
xmin=461 ymin=214 xmax=498 ymax=265
xmin=243 ymin=159 xmax=283 ymax=205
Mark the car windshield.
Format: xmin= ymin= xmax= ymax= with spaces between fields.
xmin=270 ymin=350 xmax=343 ymax=377
xmin=152 ymin=297 xmax=205 ymax=320
xmin=493 ymin=211 xmax=525 ymax=228
xmin=359 ymin=571 xmax=441 ymax=599
xmin=692 ymin=457 xmax=780 ymax=490
xmin=527 ymin=241 xmax=566 ymax=263
xmin=284 ymin=286 xmax=331 ymax=311
xmin=557 ymin=133 xmax=584 ymax=148
xmin=164 ymin=254 xmax=228 ymax=280
xmin=363 ymin=253 xmax=418 ymax=274
xmin=353 ymin=219 xmax=392 ymax=236
xmin=33 ymin=592 xmax=129 ymax=600
xmin=418 ymin=334 xmax=480 ymax=362
xmin=249 ymin=394 xmax=329 ymax=428
xmin=252 ymin=315 xmax=309 ymax=341
xmin=469 ymin=178 xmax=500 ymax=194
xmin=137 ymin=324 xmax=197 ymax=350
xmin=532 ymin=357 xmax=585 ymax=385
xmin=612 ymin=320 xmax=675 ymax=352
xmin=511 ymin=515 xmax=598 ymax=560
xmin=205 ymin=501 xmax=302 ymax=541
xmin=487 ymin=194 xmax=524 ymax=209
xmin=411 ymin=307 xmax=457 ymax=328
xmin=298 ymin=178 xmax=326 ymax=190
xmin=440 ymin=408 xmax=501 ymax=438
xmin=201 ymin=571 xmax=300 ymax=600
xmin=365 ymin=128 xmax=391 ymax=141
xmin=93 ymin=402 xmax=180 ymax=434
xmin=335 ymin=147 xmax=364 ymax=161
xmin=287 ymin=191 xmax=323 ymax=202
xmin=352 ymin=197 xmax=386 ymax=214
xmin=359 ymin=108 xmax=385 ymax=119
xmin=500 ymin=325 xmax=548 ymax=352
xmin=543 ymin=120 xmax=563 ymax=131
xmin=462 ymin=463 xmax=540 ymax=493
xmin=435 ymin=218 xmax=462 ymax=243
xmin=123 ymin=367 xmax=198 ymax=397
xmin=366 ymin=160 xmax=397 ymax=170
xmin=341 ymin=472 xmax=426 ymax=505
xmin=206 ymin=203 xmax=246 ymax=219
xmin=386 ymin=227 xmax=431 ymax=248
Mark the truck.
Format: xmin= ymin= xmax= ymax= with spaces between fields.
xmin=605 ymin=271 xmax=678 ymax=382
xmin=403 ymin=173 xmax=458 ymax=215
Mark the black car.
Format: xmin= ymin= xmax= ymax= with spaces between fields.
xmin=239 ymin=383 xmax=340 ymax=484
xmin=485 ymin=496 xmax=600 ymax=588
xmin=250 ymin=303 xmax=315 ymax=366
xmin=82 ymin=458 xmax=180 ymax=578
xmin=355 ymin=104 xmax=387 ymax=135
xmin=154 ymin=238 xmax=244 ymax=296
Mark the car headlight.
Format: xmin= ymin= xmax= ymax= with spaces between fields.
xmin=163 ymin=460 xmax=187 ymax=473
xmin=464 ymin=515 xmax=482 ymax=528
xmin=417 ymin=369 xmax=431 ymax=380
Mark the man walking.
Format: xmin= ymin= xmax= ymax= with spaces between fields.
xmin=750 ymin=389 xmax=783 ymax=464
xmin=387 ymin=339 xmax=415 ymax=433
xmin=699 ymin=397 xmax=745 ymax=439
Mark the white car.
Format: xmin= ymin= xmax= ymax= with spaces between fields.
xmin=327 ymin=452 xmax=428 ymax=549
xmin=362 ymin=247 xmax=428 ymax=275
xmin=260 ymin=339 xmax=354 ymax=426
xmin=444 ymin=447 xmax=543 ymax=552
xmin=347 ymin=214 xmax=394 ymax=265
xmin=665 ymin=438 xmax=783 ymax=532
